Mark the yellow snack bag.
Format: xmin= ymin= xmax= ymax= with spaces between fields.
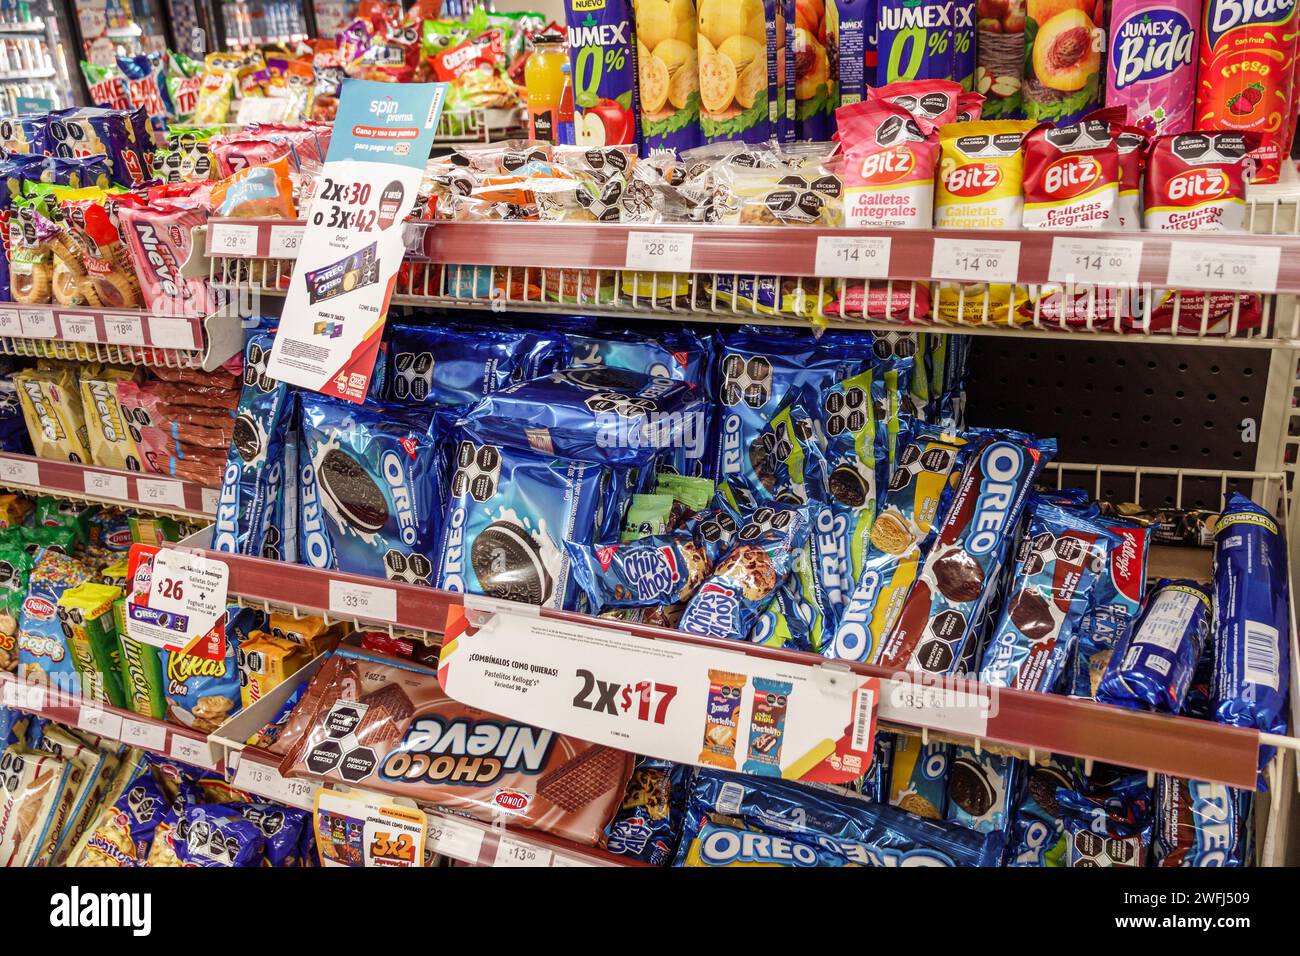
xmin=192 ymin=52 xmax=246 ymax=124
xmin=238 ymin=632 xmax=310 ymax=709
xmin=79 ymin=367 xmax=141 ymax=471
xmin=933 ymin=120 xmax=1035 ymax=325
xmin=14 ymin=367 xmax=93 ymax=463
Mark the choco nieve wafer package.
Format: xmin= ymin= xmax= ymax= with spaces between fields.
xmin=279 ymin=647 xmax=634 ymax=846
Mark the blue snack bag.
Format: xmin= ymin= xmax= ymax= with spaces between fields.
xmin=1211 ymin=493 xmax=1290 ymax=770
xmin=979 ymin=496 xmax=1121 ymax=693
xmin=679 ymin=503 xmax=809 ymax=641
xmin=566 ymin=531 xmax=713 ymax=612
xmin=604 ymin=757 xmax=690 ymax=866
xmin=229 ymin=802 xmax=311 ymax=866
xmin=945 ymin=747 xmax=1022 ymax=836
xmin=161 ymin=605 xmax=253 ymax=734
xmin=1152 ymin=776 xmax=1251 ymax=868
xmin=384 ymin=324 xmax=565 ymax=407
xmin=212 ymin=332 xmax=292 ymax=560
xmin=1098 ymin=579 xmax=1211 ymax=714
xmin=437 ymin=430 xmax=609 ymax=610
xmin=1055 ymin=766 xmax=1153 ymax=867
xmin=299 ymin=394 xmax=440 ymax=586
xmin=1007 ymin=757 xmax=1075 ymax=867
xmin=887 ymin=734 xmax=950 ymax=819
xmin=173 ymin=805 xmax=267 ymax=867
xmin=678 ymin=767 xmax=1005 ymax=866
xmin=463 ymin=365 xmax=705 ymax=467
xmin=16 ymin=549 xmax=91 ymax=694
xmin=1072 ymin=518 xmax=1149 ymax=698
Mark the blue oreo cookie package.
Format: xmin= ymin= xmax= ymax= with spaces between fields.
xmin=675 ymin=769 xmax=1004 ymax=867
xmin=437 ymin=430 xmax=612 ymax=610
xmin=212 ymin=332 xmax=293 ymax=560
xmin=1211 ymin=493 xmax=1290 ymax=767
xmin=299 ymin=395 xmax=441 ymax=586
xmin=565 ymin=327 xmax=711 ymax=390
xmin=383 ymin=323 xmax=565 ymax=407
xmin=1098 ymin=579 xmax=1211 ymax=714
xmin=1007 ymin=758 xmax=1076 ymax=867
xmin=1152 ymin=776 xmax=1251 ymax=868
xmin=978 ymin=497 xmax=1120 ymax=693
xmin=463 ymin=365 xmax=706 ymax=468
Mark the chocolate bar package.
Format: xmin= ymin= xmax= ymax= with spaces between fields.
xmin=676 ymin=768 xmax=1004 ymax=867
xmin=1211 ymin=493 xmax=1290 ymax=770
xmin=1152 ymin=776 xmax=1251 ymax=867
xmin=299 ymin=394 xmax=440 ymax=586
xmin=304 ymin=241 xmax=379 ymax=305
xmin=979 ymin=497 xmax=1120 ymax=692
xmin=212 ymin=332 xmax=294 ymax=559
xmin=462 ymin=366 xmax=706 ymax=467
xmin=877 ymin=430 xmax=1054 ymax=675
xmin=279 ymin=648 xmax=634 ymax=846
xmin=1098 ymin=579 xmax=1210 ymax=714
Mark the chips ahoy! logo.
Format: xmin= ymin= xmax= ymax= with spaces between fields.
xmin=1110 ymin=8 xmax=1197 ymax=90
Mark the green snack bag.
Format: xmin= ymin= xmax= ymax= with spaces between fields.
xmin=0 ymin=547 xmax=32 ymax=671
xmin=622 ymin=493 xmax=674 ymax=542
xmin=115 ymin=598 xmax=166 ymax=720
xmin=655 ymin=473 xmax=716 ymax=516
xmin=58 ymin=582 xmax=126 ymax=707
xmin=34 ymin=497 xmax=96 ymax=547
xmin=129 ymin=514 xmax=183 ymax=545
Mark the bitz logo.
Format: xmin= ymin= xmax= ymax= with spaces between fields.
xmin=50 ymin=887 xmax=151 ymax=936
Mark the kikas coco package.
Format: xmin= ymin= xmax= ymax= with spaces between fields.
xmin=1141 ymin=129 xmax=1262 ymax=333
xmin=933 ymin=118 xmax=1035 ymax=324
xmin=1195 ymin=0 xmax=1300 ymax=184
xmin=697 ymin=0 xmax=779 ymax=142
xmin=635 ymin=0 xmax=703 ymax=153
xmin=1105 ymin=0 xmax=1200 ymax=135
xmin=567 ymin=0 xmax=640 ymax=148
xmin=1021 ymin=0 xmax=1106 ymax=124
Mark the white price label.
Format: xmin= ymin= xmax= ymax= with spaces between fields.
xmin=169 ymin=734 xmax=218 ymax=770
xmin=18 ymin=308 xmax=56 ymax=338
xmin=136 ymin=477 xmax=186 ymax=509
xmin=552 ymin=855 xmax=596 ymax=867
xmin=493 ymin=835 xmax=552 ymax=868
xmin=0 ymin=307 xmax=21 ymax=336
xmin=815 ymin=235 xmax=892 ymax=279
xmin=84 ymin=471 xmax=129 ymax=502
xmin=1048 ymin=237 xmax=1143 ymax=287
xmin=103 ymin=313 xmax=146 ymax=346
xmin=120 ymin=718 xmax=168 ymax=751
xmin=624 ymin=231 xmax=694 ymax=272
xmin=2 ymin=680 xmax=44 ymax=711
xmin=931 ymin=238 xmax=1021 ymax=285
xmin=59 ymin=313 xmax=98 ymax=343
xmin=232 ymin=758 xmax=317 ymax=810
xmin=878 ymin=678 xmax=990 ymax=737
xmin=148 ymin=317 xmax=200 ymax=351
xmin=329 ymin=580 xmax=397 ymax=623
xmin=200 ymin=487 xmax=220 ymax=515
xmin=427 ymin=815 xmax=485 ymax=864
xmin=209 ymin=222 xmax=261 ymax=257
xmin=1166 ymin=241 xmax=1280 ymax=293
xmin=0 ymin=457 xmax=38 ymax=487
xmin=76 ymin=706 xmax=123 ymax=740
xmin=269 ymin=224 xmax=305 ymax=257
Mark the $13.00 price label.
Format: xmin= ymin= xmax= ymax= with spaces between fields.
xmin=233 ymin=758 xmax=316 ymax=811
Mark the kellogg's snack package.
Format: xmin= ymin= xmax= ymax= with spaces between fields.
xmin=1021 ymin=0 xmax=1104 ymax=125
xmin=1196 ymin=0 xmax=1300 ymax=183
xmin=636 ymin=0 xmax=704 ymax=153
xmin=698 ymin=0 xmax=780 ymax=142
xmin=1106 ymin=0 xmax=1200 ymax=135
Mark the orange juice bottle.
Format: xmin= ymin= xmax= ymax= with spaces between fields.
xmin=525 ymin=28 xmax=568 ymax=143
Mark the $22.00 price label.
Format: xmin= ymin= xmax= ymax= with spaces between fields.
xmin=439 ymin=612 xmax=877 ymax=785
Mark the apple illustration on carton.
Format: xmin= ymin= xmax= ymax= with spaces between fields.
xmin=576 ymin=97 xmax=635 ymax=145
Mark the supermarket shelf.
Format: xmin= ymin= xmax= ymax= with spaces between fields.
xmin=0 ymin=68 xmax=53 ymax=81
xmin=0 ymin=20 xmax=47 ymax=34
xmin=0 ymin=303 xmax=242 ymax=372
xmin=434 ymin=107 xmax=526 ymax=144
xmin=0 ymin=671 xmax=220 ymax=771
xmin=0 ymin=453 xmax=217 ymax=519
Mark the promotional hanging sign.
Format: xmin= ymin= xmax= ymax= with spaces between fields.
xmin=439 ymin=606 xmax=879 ymax=785
xmin=267 ymin=79 xmax=446 ymax=402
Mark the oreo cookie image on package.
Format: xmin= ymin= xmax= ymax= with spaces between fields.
xmin=212 ymin=332 xmax=294 ymax=560
xmin=298 ymin=395 xmax=441 ymax=586
xmin=436 ymin=431 xmax=608 ymax=610
xmin=382 ymin=323 xmax=567 ymax=407
xmin=463 ymin=366 xmax=705 ymax=468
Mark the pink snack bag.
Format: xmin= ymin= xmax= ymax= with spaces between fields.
xmin=119 ymin=200 xmax=225 ymax=318
xmin=1106 ymin=0 xmax=1200 ymax=135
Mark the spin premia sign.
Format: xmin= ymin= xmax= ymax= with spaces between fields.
xmin=267 ymin=79 xmax=446 ymax=403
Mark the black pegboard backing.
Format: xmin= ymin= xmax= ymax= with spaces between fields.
xmin=964 ymin=338 xmax=1269 ymax=507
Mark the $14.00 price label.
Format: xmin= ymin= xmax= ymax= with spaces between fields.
xmin=1048 ymin=237 xmax=1143 ymax=287
xmin=1166 ymin=241 xmax=1280 ymax=294
xmin=931 ymin=238 xmax=1021 ymax=285
xmin=815 ymin=235 xmax=891 ymax=279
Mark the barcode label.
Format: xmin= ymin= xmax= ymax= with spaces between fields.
xmin=851 ymin=688 xmax=876 ymax=751
xmin=1243 ymin=621 xmax=1280 ymax=690
xmin=716 ymin=781 xmax=745 ymax=815
xmin=1147 ymin=656 xmax=1170 ymax=677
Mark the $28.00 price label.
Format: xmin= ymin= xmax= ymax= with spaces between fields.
xmin=625 ymin=231 xmax=694 ymax=272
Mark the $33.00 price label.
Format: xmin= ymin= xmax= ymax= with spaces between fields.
xmin=572 ymin=670 xmax=677 ymax=725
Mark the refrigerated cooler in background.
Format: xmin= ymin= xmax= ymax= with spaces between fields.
xmin=0 ymin=0 xmax=78 ymax=116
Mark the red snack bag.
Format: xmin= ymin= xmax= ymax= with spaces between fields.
xmin=119 ymin=200 xmax=224 ymax=318
xmin=867 ymin=78 xmax=965 ymax=126
xmin=956 ymin=91 xmax=985 ymax=122
xmin=1138 ymin=130 xmax=1262 ymax=333
xmin=1022 ymin=116 xmax=1120 ymax=230
xmin=1195 ymin=0 xmax=1299 ymax=184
